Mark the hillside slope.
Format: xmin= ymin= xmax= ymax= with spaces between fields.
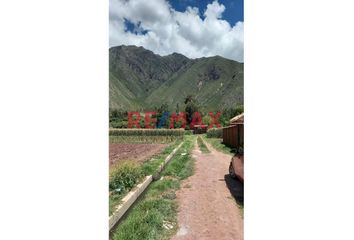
xmin=109 ymin=45 xmax=243 ymax=111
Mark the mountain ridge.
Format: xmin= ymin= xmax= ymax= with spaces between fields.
xmin=109 ymin=45 xmax=243 ymax=111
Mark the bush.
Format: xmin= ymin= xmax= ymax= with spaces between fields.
xmin=184 ymin=130 xmax=193 ymax=135
xmin=110 ymin=120 xmax=128 ymax=128
xmin=109 ymin=109 xmax=128 ymax=128
xmin=109 ymin=162 xmax=143 ymax=192
xmin=206 ymin=128 xmax=223 ymax=138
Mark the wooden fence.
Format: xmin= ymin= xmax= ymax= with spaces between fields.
xmin=222 ymin=124 xmax=244 ymax=149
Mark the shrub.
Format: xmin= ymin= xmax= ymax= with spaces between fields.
xmin=184 ymin=130 xmax=193 ymax=135
xmin=206 ymin=128 xmax=223 ymax=138
xmin=109 ymin=162 xmax=143 ymax=192
xmin=110 ymin=120 xmax=128 ymax=128
xmin=197 ymin=136 xmax=210 ymax=153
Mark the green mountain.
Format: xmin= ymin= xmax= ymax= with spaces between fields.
xmin=109 ymin=45 xmax=243 ymax=111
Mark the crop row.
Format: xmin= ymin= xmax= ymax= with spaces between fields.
xmin=109 ymin=128 xmax=185 ymax=137
xmin=109 ymin=136 xmax=182 ymax=143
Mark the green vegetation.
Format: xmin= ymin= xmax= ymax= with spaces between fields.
xmin=109 ymin=161 xmax=143 ymax=191
xmin=206 ymin=128 xmax=223 ymax=138
xmin=239 ymin=204 xmax=244 ymax=218
xmin=109 ymin=136 xmax=179 ymax=143
xmin=109 ymin=107 xmax=243 ymax=129
xmin=109 ymin=162 xmax=143 ymax=215
xmin=111 ymin=135 xmax=196 ymax=240
xmin=109 ymin=109 xmax=128 ymax=128
xmin=109 ymin=95 xmax=243 ymax=130
xmin=109 ymin=139 xmax=182 ymax=215
xmin=109 ymin=129 xmax=184 ymax=143
xmin=197 ymin=136 xmax=210 ymax=153
xmin=109 ymin=45 xmax=243 ymax=112
xmin=216 ymin=105 xmax=244 ymax=126
xmin=162 ymin=137 xmax=195 ymax=179
xmin=141 ymin=140 xmax=182 ymax=176
xmin=109 ymin=46 xmax=243 ymax=130
xmin=144 ymin=56 xmax=243 ymax=112
xmin=184 ymin=130 xmax=193 ymax=135
xmin=203 ymin=136 xmax=234 ymax=156
xmin=184 ymin=95 xmax=199 ymax=126
xmin=109 ymin=193 xmax=124 ymax=216
xmin=109 ymin=129 xmax=184 ymax=137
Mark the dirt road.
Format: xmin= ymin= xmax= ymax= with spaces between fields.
xmin=172 ymin=138 xmax=244 ymax=240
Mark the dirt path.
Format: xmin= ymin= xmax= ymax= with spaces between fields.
xmin=172 ymin=138 xmax=244 ymax=240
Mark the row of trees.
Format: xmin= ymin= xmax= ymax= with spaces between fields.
xmin=109 ymin=95 xmax=243 ymax=129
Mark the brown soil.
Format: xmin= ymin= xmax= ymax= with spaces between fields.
xmin=172 ymin=139 xmax=244 ymax=240
xmin=109 ymin=143 xmax=167 ymax=167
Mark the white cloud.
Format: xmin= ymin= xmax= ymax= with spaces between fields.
xmin=204 ymin=0 xmax=225 ymax=19
xmin=109 ymin=0 xmax=244 ymax=62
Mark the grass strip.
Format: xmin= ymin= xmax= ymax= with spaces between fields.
xmin=141 ymin=140 xmax=182 ymax=176
xmin=197 ymin=136 xmax=210 ymax=153
xmin=203 ymin=135 xmax=234 ymax=156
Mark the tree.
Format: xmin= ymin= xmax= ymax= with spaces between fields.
xmin=184 ymin=95 xmax=194 ymax=104
xmin=202 ymin=114 xmax=212 ymax=126
xmin=235 ymin=104 xmax=244 ymax=116
xmin=175 ymin=103 xmax=180 ymax=113
xmin=155 ymin=103 xmax=169 ymax=128
xmin=184 ymin=95 xmax=199 ymax=126
xmin=109 ymin=108 xmax=128 ymax=128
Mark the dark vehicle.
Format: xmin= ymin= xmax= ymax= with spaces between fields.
xmin=229 ymin=150 xmax=244 ymax=183
xmin=226 ymin=113 xmax=244 ymax=182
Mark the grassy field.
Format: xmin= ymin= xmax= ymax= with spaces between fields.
xmin=110 ymin=135 xmax=196 ymax=240
xmin=197 ymin=136 xmax=210 ymax=153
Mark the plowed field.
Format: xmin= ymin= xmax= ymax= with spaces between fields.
xmin=109 ymin=143 xmax=167 ymax=167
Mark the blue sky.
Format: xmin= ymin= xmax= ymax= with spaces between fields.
xmin=109 ymin=0 xmax=244 ymax=62
xmin=124 ymin=0 xmax=243 ymax=33
xmin=169 ymin=0 xmax=243 ymax=25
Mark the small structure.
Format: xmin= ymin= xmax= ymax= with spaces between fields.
xmin=192 ymin=125 xmax=207 ymax=134
xmin=222 ymin=113 xmax=244 ymax=149
xmin=229 ymin=113 xmax=244 ymax=125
